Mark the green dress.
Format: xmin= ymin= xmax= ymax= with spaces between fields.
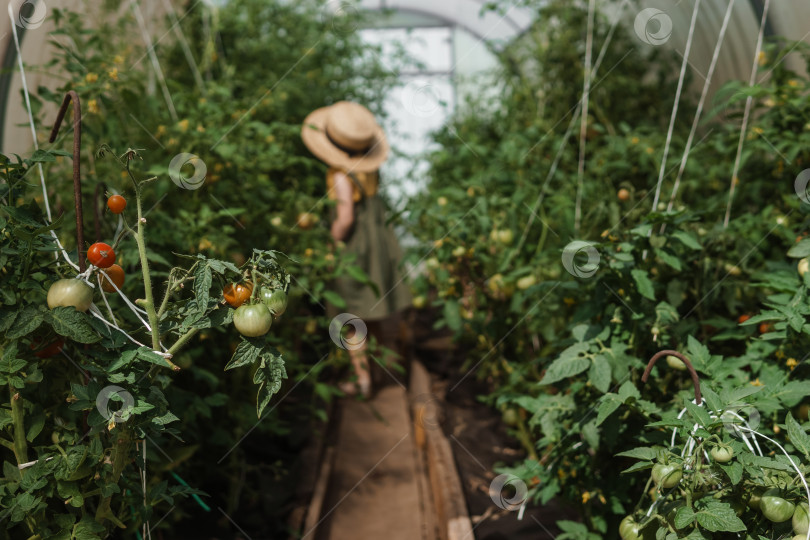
xmin=330 ymin=173 xmax=412 ymax=321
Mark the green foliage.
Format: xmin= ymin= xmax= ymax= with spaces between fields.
xmin=407 ymin=1 xmax=810 ymax=537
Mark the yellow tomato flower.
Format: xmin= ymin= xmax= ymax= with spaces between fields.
xmin=757 ymin=51 xmax=767 ymax=66
xmin=645 ymin=147 xmax=654 ymax=155
xmin=107 ymin=67 xmax=118 ymax=81
xmin=582 ymin=491 xmax=591 ymax=504
xmin=787 ymin=357 xmax=799 ymax=370
xmin=87 ymin=99 xmax=99 ymax=114
xmin=750 ymin=378 xmax=763 ymax=386
xmin=563 ymin=297 xmax=575 ymax=306
xmin=177 ymin=119 xmax=189 ymax=132
xmin=113 ymin=55 xmax=124 ymax=65
xmin=630 ymin=136 xmax=640 ymax=144
xmin=85 ymin=73 xmax=99 ymax=83
xmin=196 ymin=124 xmax=205 ymax=133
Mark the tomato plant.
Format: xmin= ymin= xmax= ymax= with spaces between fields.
xmin=0 ymin=145 xmax=294 ymax=538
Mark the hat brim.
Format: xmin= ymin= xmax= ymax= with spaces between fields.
xmin=301 ymin=105 xmax=389 ymax=174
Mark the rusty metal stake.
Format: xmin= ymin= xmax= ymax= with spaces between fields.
xmin=641 ymin=350 xmax=702 ymax=405
xmin=48 ymin=91 xmax=85 ymax=272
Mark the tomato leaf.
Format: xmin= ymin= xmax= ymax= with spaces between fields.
xmin=788 ymin=238 xmax=810 ymax=258
xmin=225 ymin=338 xmax=262 ymax=370
xmin=322 ymin=290 xmax=347 ymax=308
xmin=588 ymin=355 xmax=611 ymax=393
xmin=595 ymin=394 xmax=623 ymax=426
xmin=786 ymin=413 xmax=810 ymax=459
xmin=193 ymin=264 xmax=213 ymax=310
xmin=6 ymin=306 xmax=43 ymax=339
xmin=46 ymin=308 xmax=100 ymax=344
xmin=692 ymin=500 xmax=746 ymax=532
xmin=719 ymin=461 xmax=743 ymax=485
xmin=630 ymin=269 xmax=655 ymax=300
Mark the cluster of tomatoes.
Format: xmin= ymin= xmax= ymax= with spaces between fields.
xmin=223 ymin=282 xmax=288 ymax=338
xmin=46 ymin=196 xmax=129 ymax=313
xmin=619 ymin=449 xmax=810 ymax=540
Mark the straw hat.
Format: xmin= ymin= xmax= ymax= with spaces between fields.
xmin=301 ymin=101 xmax=388 ymax=173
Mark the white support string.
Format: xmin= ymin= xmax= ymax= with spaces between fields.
xmin=723 ymin=0 xmax=771 ymax=228
xmin=649 ymin=0 xmax=702 ymax=216
xmin=8 ymin=3 xmax=80 ymax=272
xmin=129 ymin=0 xmax=179 ymax=122
xmin=665 ymin=402 xmax=808 ymax=540
xmin=574 ymin=0 xmax=597 ymax=235
xmin=665 ymin=0 xmax=738 ymax=213
xmin=517 ymin=0 xmax=628 ymax=254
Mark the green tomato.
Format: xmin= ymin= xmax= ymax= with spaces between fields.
xmin=710 ymin=446 xmax=734 ymax=463
xmin=794 ymin=503 xmax=810 ymax=535
xmin=761 ymin=488 xmax=796 ymax=523
xmin=233 ymin=304 xmax=273 ymax=337
xmin=666 ymin=355 xmax=687 ymax=371
xmin=47 ymin=279 xmax=94 ymax=312
xmin=651 ymin=463 xmax=682 ymax=489
xmin=260 ymin=289 xmax=288 ymax=317
xmin=619 ymin=516 xmax=650 ymax=540
xmin=502 ymin=409 xmax=519 ymax=427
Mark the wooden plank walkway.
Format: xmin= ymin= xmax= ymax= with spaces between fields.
xmin=316 ymin=385 xmax=428 ymax=540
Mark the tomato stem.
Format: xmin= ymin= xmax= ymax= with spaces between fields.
xmin=10 ymin=385 xmax=28 ymax=470
xmin=166 ymin=328 xmax=200 ymax=359
xmin=128 ymin=162 xmax=161 ymax=354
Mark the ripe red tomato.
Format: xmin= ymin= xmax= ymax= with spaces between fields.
xmin=107 ymin=194 xmax=127 ymax=214
xmin=617 ymin=188 xmax=631 ymax=201
xmin=738 ymin=314 xmax=751 ymax=324
xmin=759 ymin=322 xmax=775 ymax=334
xmin=87 ymin=242 xmax=116 ymax=268
xmin=99 ymin=264 xmax=125 ymax=293
xmin=30 ymin=338 xmax=65 ymax=359
xmin=223 ymin=283 xmax=253 ymax=308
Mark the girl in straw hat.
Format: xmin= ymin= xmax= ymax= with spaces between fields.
xmin=302 ymin=101 xmax=412 ymax=398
